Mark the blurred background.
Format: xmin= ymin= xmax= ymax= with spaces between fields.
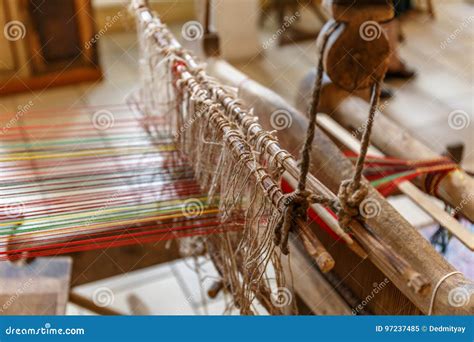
xmin=1 ymin=0 xmax=472 ymax=168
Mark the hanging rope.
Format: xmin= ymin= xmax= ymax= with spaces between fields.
xmin=335 ymin=79 xmax=383 ymax=229
xmin=274 ymin=21 xmax=340 ymax=254
xmin=276 ymin=21 xmax=387 ymax=253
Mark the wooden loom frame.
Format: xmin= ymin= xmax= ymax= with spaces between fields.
xmin=132 ymin=0 xmax=473 ymax=315
xmin=0 ymin=0 xmax=466 ymax=316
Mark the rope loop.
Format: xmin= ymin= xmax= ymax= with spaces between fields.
xmin=335 ymin=179 xmax=369 ymax=230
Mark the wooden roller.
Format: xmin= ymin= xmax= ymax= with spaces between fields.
xmin=296 ymin=74 xmax=474 ymax=223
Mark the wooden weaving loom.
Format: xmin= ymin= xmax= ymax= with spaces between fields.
xmin=0 ymin=0 xmax=472 ymax=316
xmin=201 ymin=0 xmax=473 ymax=315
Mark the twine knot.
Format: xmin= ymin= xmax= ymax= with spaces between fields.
xmin=335 ymin=179 xmax=369 ymax=230
xmin=274 ymin=190 xmax=311 ymax=254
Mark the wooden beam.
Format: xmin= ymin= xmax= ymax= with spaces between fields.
xmin=316 ymin=113 xmax=474 ymax=251
xmin=0 ymin=67 xmax=102 ymax=96
xmin=326 ymin=94 xmax=474 ymax=222
xmin=69 ymin=292 xmax=123 ymax=316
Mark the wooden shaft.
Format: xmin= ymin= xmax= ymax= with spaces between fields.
xmin=316 ymin=113 xmax=474 ymax=251
xmin=207 ymin=280 xmax=224 ymax=299
xmin=330 ymin=95 xmax=474 ymax=222
xmin=69 ymin=292 xmax=122 ymax=316
xmin=201 ymin=0 xmax=220 ymax=57
xmin=283 ymin=173 xmax=367 ymax=260
xmin=204 ymin=0 xmax=211 ymax=34
xmin=127 ymin=294 xmax=152 ymax=315
xmin=206 ymin=59 xmax=474 ymax=315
